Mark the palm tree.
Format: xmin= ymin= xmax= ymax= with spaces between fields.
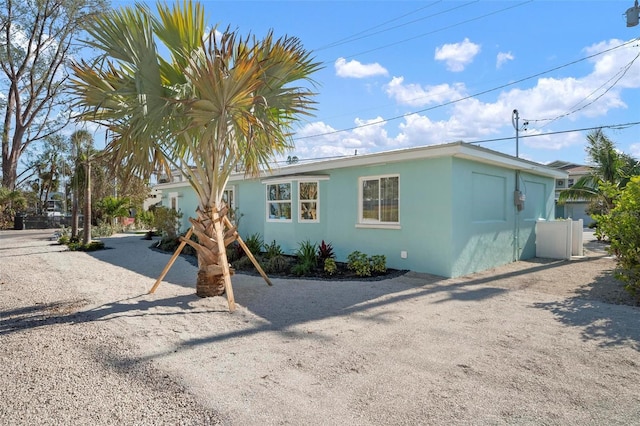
xmin=70 ymin=1 xmax=320 ymax=307
xmin=558 ymin=128 xmax=639 ymax=214
xmin=70 ymin=130 xmax=96 ymax=243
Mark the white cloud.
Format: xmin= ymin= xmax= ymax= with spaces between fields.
xmin=434 ymin=38 xmax=481 ymax=72
xmin=334 ymin=57 xmax=388 ymax=78
xmin=294 ymin=39 xmax=640 ymax=161
xmin=384 ymin=77 xmax=467 ymax=107
xmin=496 ymin=51 xmax=514 ymax=69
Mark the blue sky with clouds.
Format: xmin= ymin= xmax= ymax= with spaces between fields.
xmin=109 ymin=0 xmax=640 ymax=167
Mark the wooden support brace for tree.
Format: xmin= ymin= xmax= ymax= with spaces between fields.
xmin=223 ymin=216 xmax=272 ymax=286
xmin=148 ymin=227 xmax=194 ymax=294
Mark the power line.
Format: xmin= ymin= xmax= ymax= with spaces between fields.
xmin=295 ymin=38 xmax=639 ymax=141
xmin=275 ymin=121 xmax=640 ymax=165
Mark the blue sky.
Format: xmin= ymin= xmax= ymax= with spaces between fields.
xmin=109 ymin=0 xmax=640 ymax=167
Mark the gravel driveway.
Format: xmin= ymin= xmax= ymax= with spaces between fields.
xmin=1 ymin=229 xmax=639 ymax=425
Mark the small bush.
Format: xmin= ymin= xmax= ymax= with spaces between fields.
xmin=58 ymin=235 xmax=70 ymax=245
xmin=265 ymin=255 xmax=290 ymax=274
xmin=347 ymin=251 xmax=371 ymax=277
xmin=371 ymin=255 xmax=387 ymax=274
xmin=244 ymin=233 xmax=264 ymax=256
xmin=67 ymin=240 xmax=105 ymax=252
xmin=324 ymin=258 xmax=337 ymax=275
xmin=232 ymin=256 xmax=254 ymax=271
xmin=296 ymin=239 xmax=318 ymax=266
xmin=264 ymin=240 xmax=283 ymax=259
xmin=152 ymin=206 xmax=182 ymax=238
xmin=291 ymin=259 xmax=315 ymax=276
xmin=226 ymin=241 xmax=243 ymax=263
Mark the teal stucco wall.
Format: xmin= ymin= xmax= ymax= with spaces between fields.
xmin=158 ymin=155 xmax=556 ymax=278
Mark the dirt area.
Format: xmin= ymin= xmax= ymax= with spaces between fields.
xmin=1 ymin=229 xmax=639 ymax=425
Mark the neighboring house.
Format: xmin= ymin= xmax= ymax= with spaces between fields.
xmin=548 ymin=160 xmax=595 ymax=225
xmin=153 ymin=142 xmax=566 ymax=278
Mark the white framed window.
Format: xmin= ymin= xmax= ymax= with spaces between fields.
xmin=299 ymin=181 xmax=319 ymax=222
xmin=266 ymin=182 xmax=292 ymax=221
xmin=222 ymin=186 xmax=235 ymax=210
xmin=169 ymin=192 xmax=179 ymax=211
xmin=358 ymin=175 xmax=400 ymax=227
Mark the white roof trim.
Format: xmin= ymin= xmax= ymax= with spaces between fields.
xmin=232 ymin=142 xmax=567 ymax=180
xmin=259 ymin=174 xmax=331 ymax=184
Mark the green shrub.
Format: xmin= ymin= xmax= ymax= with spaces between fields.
xmin=296 ymin=239 xmax=318 ymax=266
xmin=232 ymin=256 xmax=255 ymax=271
xmin=244 ymin=233 xmax=264 ymax=256
xmin=597 ymin=176 xmax=640 ymax=301
xmin=291 ymin=259 xmax=315 ymax=276
xmin=265 ymin=255 xmax=290 ymax=274
xmin=371 ymin=255 xmax=387 ymax=273
xmin=136 ymin=209 xmax=155 ymax=230
xmin=347 ymin=250 xmax=371 ymax=277
xmin=324 ymin=258 xmax=337 ymax=275
xmin=152 ymin=206 xmax=182 ymax=238
xmin=58 ymin=235 xmax=70 ymax=245
xmin=264 ymin=240 xmax=283 ymax=259
xmin=66 ymin=240 xmax=105 ymax=252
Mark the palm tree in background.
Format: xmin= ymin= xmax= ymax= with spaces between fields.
xmin=558 ymin=128 xmax=640 ymax=214
xmin=69 ymin=130 xmax=96 ymax=243
xmin=70 ymin=1 xmax=321 ymax=307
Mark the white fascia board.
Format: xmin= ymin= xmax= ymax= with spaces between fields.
xmin=196 ymin=142 xmax=568 ymax=184
xmin=260 ymin=174 xmax=331 ymax=184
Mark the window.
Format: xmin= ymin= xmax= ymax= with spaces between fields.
xmin=568 ymin=178 xmax=574 ymax=187
xmin=299 ymin=181 xmax=318 ymax=222
xmin=267 ymin=182 xmax=291 ymax=221
xmin=556 ymin=180 xmax=564 ymax=187
xmin=359 ymin=175 xmax=399 ymax=224
xmin=169 ymin=192 xmax=179 ymax=211
xmin=222 ymin=187 xmax=235 ymax=210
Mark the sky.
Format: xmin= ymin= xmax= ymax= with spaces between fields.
xmin=106 ymin=0 xmax=640 ymax=168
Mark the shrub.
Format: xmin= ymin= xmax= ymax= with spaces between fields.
xmin=67 ymin=240 xmax=105 ymax=252
xmin=347 ymin=251 xmax=371 ymax=277
xmin=152 ymin=206 xmax=182 ymax=238
xmin=318 ymin=240 xmax=335 ymax=262
xmin=244 ymin=233 xmax=264 ymax=256
xmin=264 ymin=240 xmax=283 ymax=259
xmin=136 ymin=209 xmax=155 ymax=230
xmin=232 ymin=256 xmax=254 ymax=271
xmin=371 ymin=255 xmax=387 ymax=273
xmin=597 ymin=176 xmax=640 ymax=301
xmin=226 ymin=241 xmax=243 ymax=262
xmin=324 ymin=258 xmax=337 ymax=275
xmin=296 ymin=239 xmax=318 ymax=266
xmin=265 ymin=255 xmax=290 ymax=274
xmin=58 ymin=235 xmax=70 ymax=245
xmin=291 ymin=259 xmax=315 ymax=276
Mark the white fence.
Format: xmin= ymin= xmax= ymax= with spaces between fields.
xmin=536 ymin=219 xmax=584 ymax=260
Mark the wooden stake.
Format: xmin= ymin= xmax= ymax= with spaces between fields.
xmin=148 ymin=228 xmax=193 ymax=294
xmin=223 ymin=216 xmax=272 ymax=286
xmin=213 ymin=212 xmax=235 ymax=312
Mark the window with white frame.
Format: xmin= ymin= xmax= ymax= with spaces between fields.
xmin=299 ymin=181 xmax=318 ymax=222
xmin=222 ymin=187 xmax=235 ymax=210
xmin=169 ymin=192 xmax=179 ymax=211
xmin=359 ymin=175 xmax=399 ymax=224
xmin=267 ymin=182 xmax=292 ymax=221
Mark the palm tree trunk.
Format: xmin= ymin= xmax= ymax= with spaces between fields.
xmin=83 ymin=161 xmax=92 ymax=245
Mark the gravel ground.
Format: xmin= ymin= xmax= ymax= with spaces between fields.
xmin=1 ymin=229 xmax=639 ymax=425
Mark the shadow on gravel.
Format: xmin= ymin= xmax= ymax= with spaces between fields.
xmin=0 ymin=294 xmax=228 ymax=336
xmin=533 ymin=267 xmax=640 ymax=350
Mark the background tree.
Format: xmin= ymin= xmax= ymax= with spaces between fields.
xmin=558 ymin=128 xmax=640 ymax=214
xmin=70 ymin=1 xmax=320 ymax=305
xmin=69 ymin=129 xmax=94 ymax=240
xmin=0 ymin=0 xmax=105 ymax=190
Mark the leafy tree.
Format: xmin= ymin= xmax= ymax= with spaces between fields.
xmin=0 ymin=0 xmax=106 ymax=190
xmin=558 ymin=129 xmax=639 ymax=214
xmin=70 ymin=1 xmax=320 ymax=305
xmin=597 ymin=176 xmax=640 ymax=302
xmin=0 ymin=186 xmax=26 ymax=228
